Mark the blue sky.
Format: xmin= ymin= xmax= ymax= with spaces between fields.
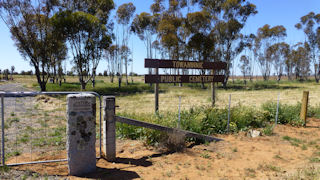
xmin=0 ymin=0 xmax=319 ymax=75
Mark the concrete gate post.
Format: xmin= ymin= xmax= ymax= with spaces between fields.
xmin=103 ymin=96 xmax=116 ymax=161
xmin=67 ymin=94 xmax=96 ymax=176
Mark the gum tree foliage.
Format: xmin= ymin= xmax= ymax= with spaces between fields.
xmin=267 ymin=42 xmax=290 ymax=82
xmin=290 ymin=42 xmax=311 ymax=80
xmin=156 ymin=0 xmax=184 ymax=60
xmin=239 ymin=55 xmax=250 ymax=83
xmin=131 ymin=12 xmax=158 ymax=59
xmin=295 ymin=12 xmax=320 ymax=82
xmin=192 ymin=0 xmax=257 ymax=87
xmin=53 ymin=0 xmax=114 ymax=89
xmin=116 ymin=2 xmax=136 ymax=85
xmin=241 ymin=33 xmax=255 ymax=82
xmin=254 ymin=24 xmax=286 ymax=81
xmin=105 ymin=44 xmax=119 ymax=83
xmin=119 ymin=45 xmax=131 ymax=87
xmin=131 ymin=11 xmax=158 ymax=79
xmin=0 ymin=0 xmax=66 ymax=91
xmin=185 ymin=10 xmax=214 ymax=88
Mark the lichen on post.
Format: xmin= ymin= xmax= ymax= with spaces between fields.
xmin=67 ymin=94 xmax=96 ymax=176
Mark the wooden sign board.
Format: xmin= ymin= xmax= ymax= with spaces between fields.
xmin=145 ymin=59 xmax=227 ymax=70
xmin=144 ymin=58 xmax=227 ymax=112
xmin=145 ymin=75 xmax=225 ymax=83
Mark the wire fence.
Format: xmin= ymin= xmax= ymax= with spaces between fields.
xmin=0 ymin=92 xmax=102 ymax=166
xmin=116 ymin=90 xmax=319 ymax=115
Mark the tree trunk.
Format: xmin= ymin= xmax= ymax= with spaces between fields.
xmin=81 ymin=82 xmax=86 ymax=90
xmin=92 ymin=80 xmax=95 ymax=88
xmin=314 ymin=74 xmax=319 ymax=83
xmin=125 ymin=59 xmax=128 ymax=85
xmin=40 ymin=82 xmax=46 ymax=91
xmin=92 ymin=74 xmax=96 ymax=88
xmin=35 ymin=67 xmax=46 ymax=91
xmin=110 ymin=74 xmax=114 ymax=83
xmin=118 ymin=76 xmax=122 ymax=88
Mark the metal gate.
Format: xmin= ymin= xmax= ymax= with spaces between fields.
xmin=0 ymin=91 xmax=102 ymax=166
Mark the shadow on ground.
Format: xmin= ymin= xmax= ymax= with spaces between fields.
xmin=83 ymin=167 xmax=140 ymax=180
xmin=81 ymin=151 xmax=176 ymax=179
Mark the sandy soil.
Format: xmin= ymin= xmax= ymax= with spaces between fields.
xmin=4 ymin=118 xmax=320 ymax=180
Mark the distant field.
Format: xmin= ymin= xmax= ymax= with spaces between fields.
xmin=9 ymin=75 xmax=320 ymax=114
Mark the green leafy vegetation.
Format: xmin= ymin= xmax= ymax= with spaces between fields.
xmin=117 ymin=101 xmax=315 ymax=145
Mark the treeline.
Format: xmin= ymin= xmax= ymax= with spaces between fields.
xmin=0 ymin=0 xmax=319 ymax=91
xmin=239 ymin=12 xmax=320 ymax=83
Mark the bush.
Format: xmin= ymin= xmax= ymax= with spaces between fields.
xmin=308 ymin=104 xmax=320 ymax=119
xmin=262 ymin=102 xmax=303 ymax=126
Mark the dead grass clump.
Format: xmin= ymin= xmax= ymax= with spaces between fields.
xmin=161 ymin=130 xmax=186 ymax=152
xmin=36 ymin=95 xmax=52 ymax=103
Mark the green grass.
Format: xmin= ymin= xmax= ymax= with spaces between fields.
xmin=38 ymin=81 xmax=156 ymax=96
xmin=282 ymin=136 xmax=306 ymax=147
xmin=5 ymin=151 xmax=21 ymax=159
xmin=309 ymin=157 xmax=320 ymax=163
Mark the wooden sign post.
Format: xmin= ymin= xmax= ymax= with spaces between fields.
xmin=145 ymin=59 xmax=227 ymax=113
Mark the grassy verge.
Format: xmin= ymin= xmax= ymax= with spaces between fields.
xmin=116 ymin=102 xmax=320 ymax=145
xmin=35 ymin=81 xmax=156 ymax=96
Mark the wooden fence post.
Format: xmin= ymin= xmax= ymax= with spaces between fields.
xmin=300 ymin=91 xmax=309 ymax=127
xmin=103 ymin=96 xmax=116 ymax=161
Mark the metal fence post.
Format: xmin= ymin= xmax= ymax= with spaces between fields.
xmin=103 ymin=96 xmax=116 ymax=162
xmin=274 ymin=93 xmax=280 ymax=128
xmin=227 ymin=94 xmax=231 ymax=133
xmin=1 ymin=94 xmax=4 ymax=166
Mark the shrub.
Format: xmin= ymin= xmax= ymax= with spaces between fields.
xmin=262 ymin=102 xmax=303 ymax=126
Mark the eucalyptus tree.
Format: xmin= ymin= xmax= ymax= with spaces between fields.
xmin=267 ymin=42 xmax=290 ymax=82
xmin=290 ymin=42 xmax=311 ymax=80
xmin=239 ymin=55 xmax=250 ymax=84
xmin=131 ymin=12 xmax=157 ymax=59
xmin=53 ymin=0 xmax=114 ymax=89
xmin=118 ymin=45 xmax=131 ymax=88
xmin=157 ymin=12 xmax=183 ymax=60
xmin=192 ymin=0 xmax=257 ymax=87
xmin=295 ymin=12 xmax=320 ymax=82
xmin=0 ymin=0 xmax=66 ymax=91
xmin=254 ymin=24 xmax=286 ymax=81
xmin=105 ymin=45 xmax=119 ymax=83
xmin=131 ymin=11 xmax=158 ymax=80
xmin=185 ymin=10 xmax=214 ymax=88
xmin=285 ymin=46 xmax=294 ymax=81
xmin=116 ymin=2 xmax=136 ymax=85
xmin=242 ymin=34 xmax=256 ymax=82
